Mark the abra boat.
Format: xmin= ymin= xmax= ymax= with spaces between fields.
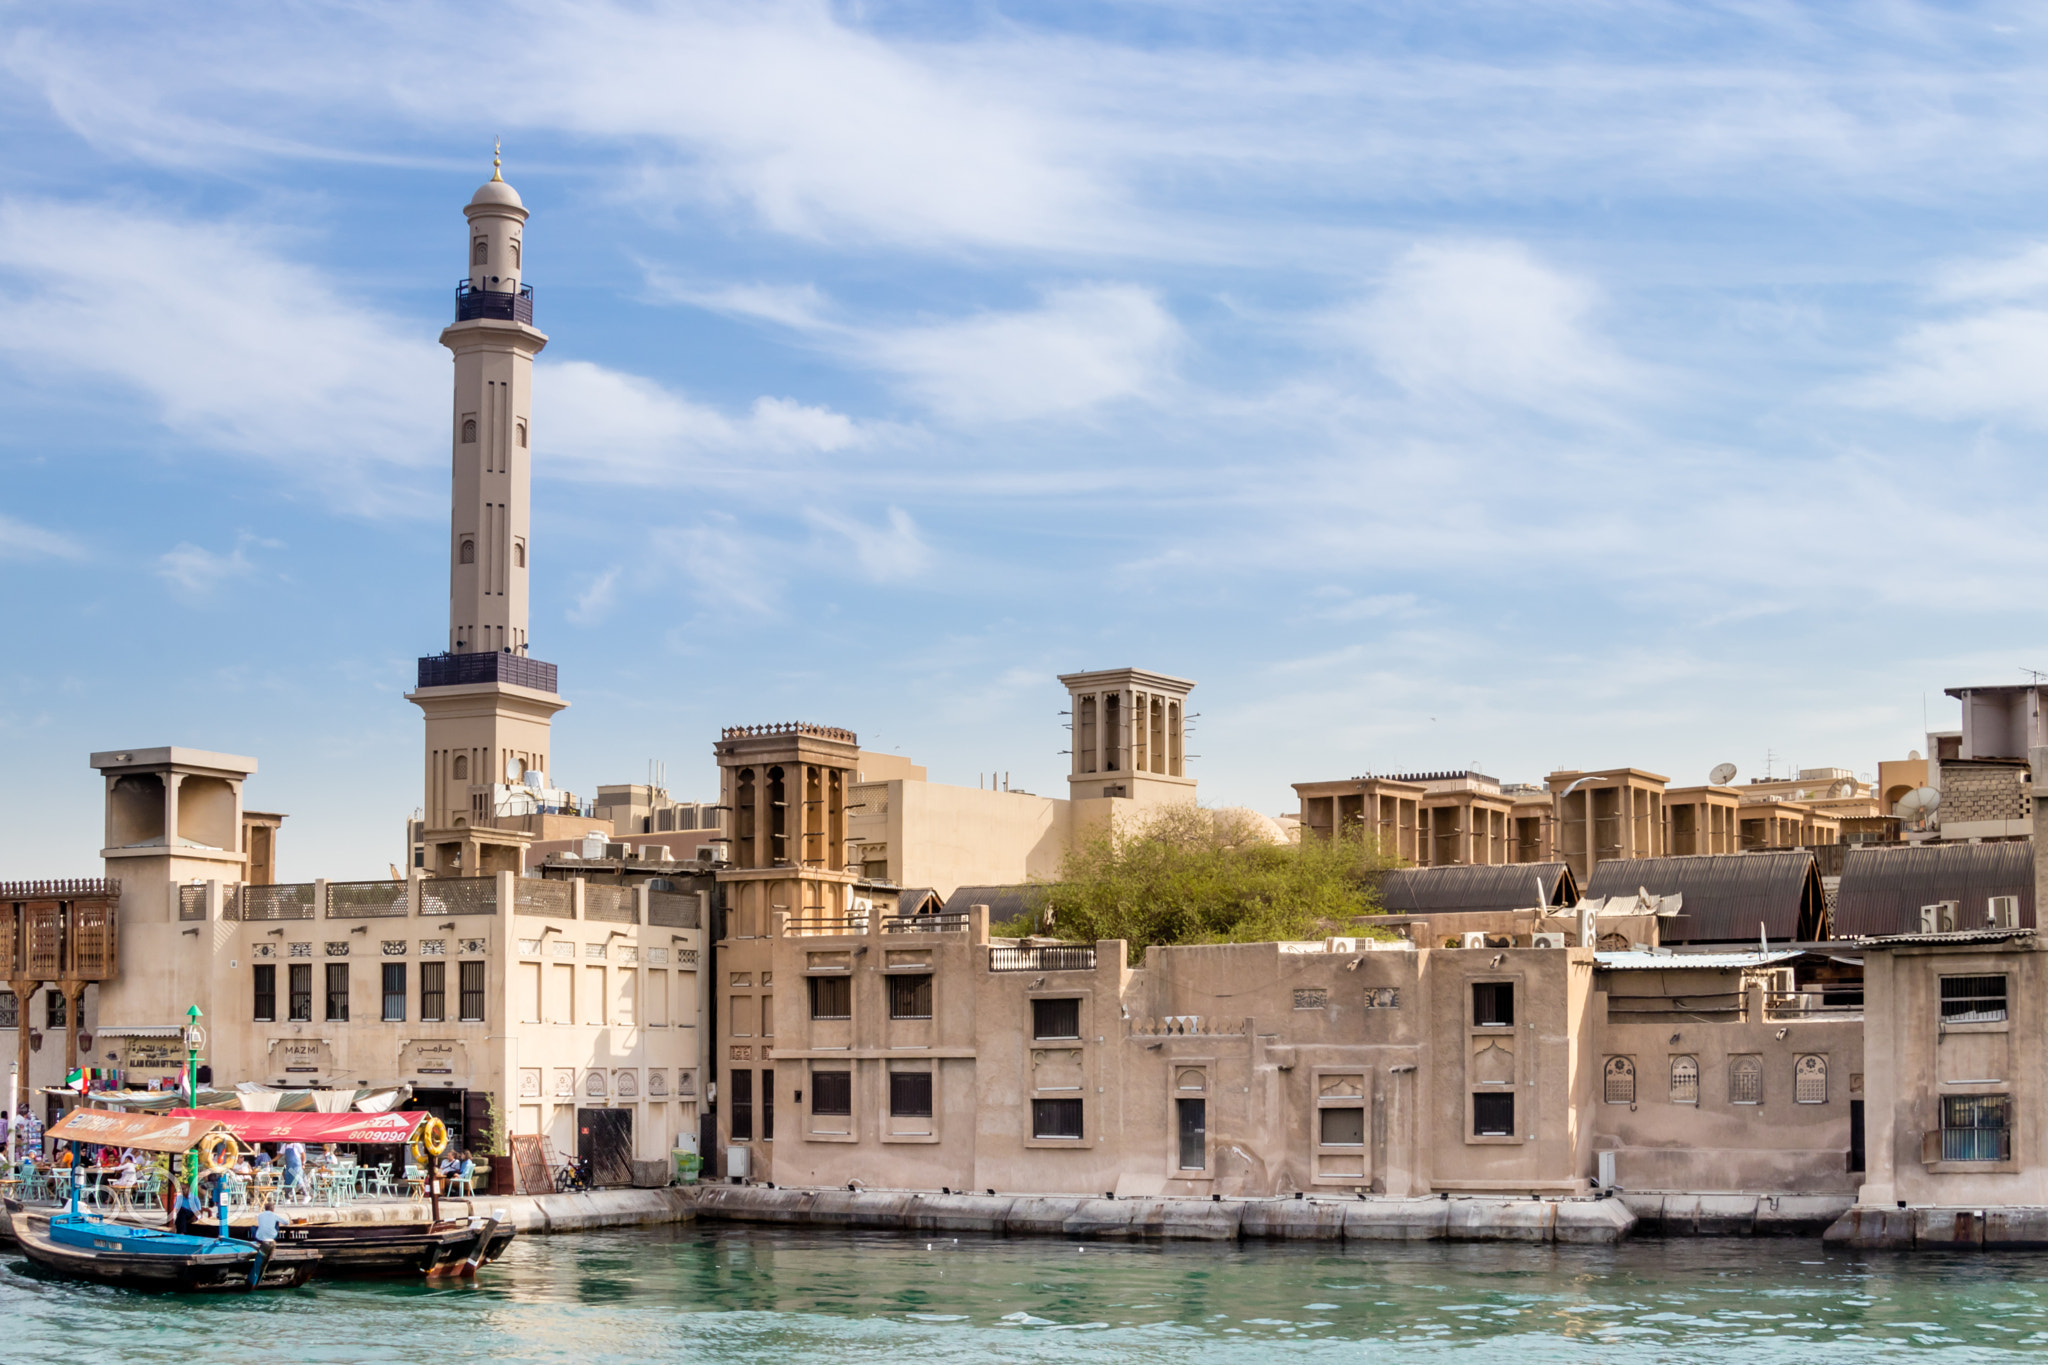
xmin=193 ymin=1213 xmax=514 ymax=1277
xmin=5 ymin=1200 xmax=320 ymax=1292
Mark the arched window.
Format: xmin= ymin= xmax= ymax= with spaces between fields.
xmin=510 ymin=239 xmax=520 ymax=268
xmin=514 ymin=542 xmax=525 ymax=568
xmin=452 ymin=755 xmax=468 ymax=781
xmin=1729 ymin=1055 xmax=1763 ymax=1105
xmin=472 ymin=239 xmax=488 ymax=266
xmin=459 ymin=539 xmax=475 ymax=565
xmin=1670 ymin=1055 xmax=1699 ymax=1105
xmin=1794 ymin=1054 xmax=1827 ymax=1105
xmin=461 ymin=418 xmax=477 ymax=444
xmin=516 ymin=420 xmax=527 ymax=448
xmin=1603 ymin=1056 xmax=1635 ymax=1104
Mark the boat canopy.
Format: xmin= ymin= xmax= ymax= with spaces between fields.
xmin=45 ymin=1108 xmax=231 ymax=1154
xmin=165 ymin=1108 xmax=429 ymax=1145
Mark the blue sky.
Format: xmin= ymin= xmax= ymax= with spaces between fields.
xmin=4 ymin=1 xmax=2047 ymax=878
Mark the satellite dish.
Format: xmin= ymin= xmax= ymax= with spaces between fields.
xmin=1709 ymin=762 xmax=1738 ymax=786
xmin=1828 ymin=779 xmax=1857 ymax=799
xmin=1896 ymin=786 xmax=1940 ymax=830
xmin=1907 ymin=749 xmax=1922 ymax=762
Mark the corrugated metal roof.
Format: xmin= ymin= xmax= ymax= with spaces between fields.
xmin=1582 ymin=851 xmax=1823 ymax=943
xmin=1596 ymin=949 xmax=1802 ymax=971
xmin=1370 ymin=862 xmax=1579 ymax=915
xmin=1832 ymin=842 xmax=2034 ymax=938
xmin=1856 ymin=927 xmax=2036 ymax=947
xmin=893 ymin=888 xmax=944 ymax=916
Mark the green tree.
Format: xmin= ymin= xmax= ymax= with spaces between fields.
xmin=1019 ymin=804 xmax=1397 ymax=961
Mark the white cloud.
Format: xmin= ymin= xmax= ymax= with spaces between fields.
xmin=804 ymin=505 xmax=933 ymax=582
xmin=1849 ymin=242 xmax=2048 ymax=429
xmin=0 ymin=513 xmax=86 ymax=562
xmin=862 ymin=285 xmax=1180 ymax=422
xmin=156 ymin=540 xmax=253 ymax=600
xmin=568 ymin=567 xmax=621 ymax=627
xmin=1335 ymin=241 xmax=1637 ymax=412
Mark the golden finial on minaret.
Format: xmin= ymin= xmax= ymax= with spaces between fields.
xmin=492 ymin=136 xmax=503 ymax=182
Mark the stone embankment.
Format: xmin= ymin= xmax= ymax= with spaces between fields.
xmin=1618 ymin=1193 xmax=1852 ymax=1237
xmin=690 ymin=1185 xmax=1636 ymax=1244
xmin=1823 ymin=1204 xmax=2048 ymax=1250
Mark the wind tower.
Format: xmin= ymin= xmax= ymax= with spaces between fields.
xmin=407 ymin=151 xmax=566 ymax=875
xmin=1058 ymin=667 xmax=1196 ymax=805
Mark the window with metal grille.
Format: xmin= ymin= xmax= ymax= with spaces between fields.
xmin=1178 ymin=1097 xmax=1207 ymax=1169
xmin=1032 ymin=997 xmax=1081 ymax=1039
xmin=0 ymin=992 xmax=16 ymax=1030
xmin=812 ymin=1070 xmax=852 ymax=1116
xmin=252 ymin=964 xmax=276 ymax=1022
xmin=1669 ymin=1055 xmax=1699 ymax=1105
xmin=459 ymin=960 xmax=485 ymax=1022
xmin=1729 ymin=1054 xmax=1762 ymax=1105
xmin=808 ymin=975 xmax=851 ymax=1020
xmin=730 ymin=1068 xmax=753 ymax=1140
xmin=1032 ymin=1097 xmax=1084 ymax=1139
xmin=889 ymin=1071 xmax=933 ymax=1117
xmin=1941 ymin=1094 xmax=2011 ymax=1162
xmin=325 ymin=963 xmax=350 ymax=1022
xmin=420 ymin=961 xmax=446 ymax=1022
xmin=289 ymin=963 xmax=312 ymax=1022
xmin=1794 ymin=1054 xmax=1827 ymax=1104
xmin=1473 ymin=1091 xmax=1515 ymax=1136
xmin=889 ymin=973 xmax=933 ymax=1019
xmin=1473 ymin=981 xmax=1514 ymax=1027
xmin=1940 ymin=975 xmax=2007 ymax=1023
xmin=382 ymin=963 xmax=406 ymax=1022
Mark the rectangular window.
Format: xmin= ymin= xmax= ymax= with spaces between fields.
xmin=253 ymin=964 xmax=276 ymax=1023
xmin=1032 ymin=1097 xmax=1084 ymax=1139
xmin=808 ymin=975 xmax=851 ymax=1020
xmin=763 ymin=1068 xmax=775 ymax=1141
xmin=1032 ymin=997 xmax=1081 ymax=1040
xmin=730 ymin=1068 xmax=754 ymax=1141
xmin=1319 ymin=1106 xmax=1366 ymax=1146
xmin=1940 ymin=975 xmax=2008 ymax=1024
xmin=1177 ymin=1097 xmax=1207 ymax=1169
xmin=459 ymin=960 xmax=485 ymax=1022
xmin=1473 ymin=1091 xmax=1515 ymax=1137
xmin=46 ymin=990 xmax=65 ymax=1029
xmin=1472 ymin=981 xmax=1514 ymax=1027
xmin=289 ymin=964 xmax=312 ymax=1022
xmin=889 ymin=1071 xmax=933 ymax=1117
xmin=1941 ymin=1094 xmax=2012 ymax=1162
xmin=889 ymin=973 xmax=933 ymax=1019
xmin=0 ymin=992 xmax=16 ymax=1030
xmin=420 ymin=961 xmax=446 ymax=1022
xmin=381 ymin=963 xmax=406 ymax=1022
xmin=325 ymin=963 xmax=350 ymax=1022
xmin=812 ymin=1070 xmax=852 ymax=1116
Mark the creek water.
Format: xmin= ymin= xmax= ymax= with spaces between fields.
xmin=5 ymin=1223 xmax=2046 ymax=1361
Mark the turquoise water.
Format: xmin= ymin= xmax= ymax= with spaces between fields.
xmin=7 ymin=1224 xmax=2048 ymax=1361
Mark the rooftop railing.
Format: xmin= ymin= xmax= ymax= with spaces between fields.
xmin=990 ymin=944 xmax=1096 ymax=972
xmin=237 ymin=883 xmax=318 ymax=922
xmin=881 ymin=912 xmax=971 ymax=934
xmin=784 ymin=915 xmax=869 ymax=937
xmin=326 ymin=880 xmax=410 ymax=918
xmin=416 ymin=651 xmax=558 ymax=692
xmin=418 ymin=876 xmax=496 ymax=916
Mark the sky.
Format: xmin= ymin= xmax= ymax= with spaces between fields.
xmin=4 ymin=0 xmax=2048 ymax=879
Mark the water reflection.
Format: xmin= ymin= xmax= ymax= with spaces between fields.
xmin=8 ymin=1224 xmax=2048 ymax=1360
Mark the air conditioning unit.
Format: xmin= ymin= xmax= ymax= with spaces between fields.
xmin=1988 ymin=895 xmax=2020 ymax=929
xmin=1531 ymin=932 xmax=1567 ymax=949
xmin=1325 ymin=937 xmax=1357 ymax=953
xmin=1460 ymin=932 xmax=1488 ymax=949
xmin=639 ymin=844 xmax=672 ymax=863
xmin=695 ymin=845 xmax=722 ymax=863
xmin=724 ymin=1146 xmax=751 ymax=1181
xmin=1920 ymin=900 xmax=1959 ymax=933
xmin=604 ymin=842 xmax=629 ymax=860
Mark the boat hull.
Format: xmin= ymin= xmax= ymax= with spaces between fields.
xmin=5 ymin=1203 xmax=319 ymax=1292
xmin=193 ymin=1215 xmax=517 ymax=1276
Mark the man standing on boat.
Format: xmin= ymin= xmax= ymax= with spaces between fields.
xmin=171 ymin=1180 xmax=202 ymax=1237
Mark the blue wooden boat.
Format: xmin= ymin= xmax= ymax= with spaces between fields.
xmin=6 ymin=1200 xmax=321 ymax=1291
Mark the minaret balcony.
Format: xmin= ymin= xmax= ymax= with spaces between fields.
xmin=418 ymin=650 xmax=558 ymax=692
xmin=454 ymin=280 xmax=535 ymax=325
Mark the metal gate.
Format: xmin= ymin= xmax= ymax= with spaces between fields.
xmin=577 ymin=1107 xmax=634 ymax=1188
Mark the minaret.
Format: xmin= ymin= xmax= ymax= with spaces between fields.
xmin=406 ymin=153 xmax=567 ymax=875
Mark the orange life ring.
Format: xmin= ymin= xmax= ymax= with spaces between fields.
xmin=198 ymin=1132 xmax=239 ymax=1174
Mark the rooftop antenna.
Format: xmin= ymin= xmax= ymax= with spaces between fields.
xmin=2024 ymin=668 xmax=2048 ymax=684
